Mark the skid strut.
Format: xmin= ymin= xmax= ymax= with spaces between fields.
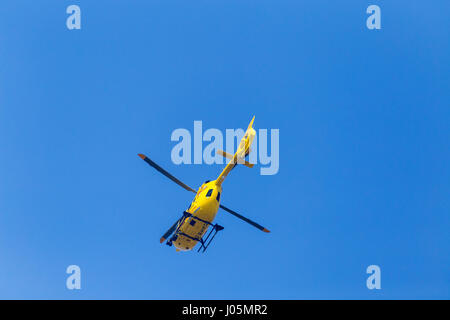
xmin=197 ymin=223 xmax=224 ymax=253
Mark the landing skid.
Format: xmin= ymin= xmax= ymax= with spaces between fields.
xmin=166 ymin=211 xmax=224 ymax=253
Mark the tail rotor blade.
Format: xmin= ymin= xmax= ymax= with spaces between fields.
xmin=219 ymin=204 xmax=270 ymax=233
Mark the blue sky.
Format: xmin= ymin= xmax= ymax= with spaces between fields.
xmin=0 ymin=1 xmax=448 ymax=299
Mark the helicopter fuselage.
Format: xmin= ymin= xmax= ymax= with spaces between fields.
xmin=172 ymin=180 xmax=222 ymax=251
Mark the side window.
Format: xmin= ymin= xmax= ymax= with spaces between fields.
xmin=216 ymin=192 xmax=221 ymax=202
xmin=206 ymin=189 xmax=213 ymax=197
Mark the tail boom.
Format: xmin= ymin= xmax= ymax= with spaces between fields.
xmin=215 ymin=116 xmax=256 ymax=186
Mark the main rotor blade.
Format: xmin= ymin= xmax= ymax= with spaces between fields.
xmin=138 ymin=154 xmax=196 ymax=193
xmin=160 ymin=218 xmax=182 ymax=244
xmin=219 ymin=204 xmax=270 ymax=233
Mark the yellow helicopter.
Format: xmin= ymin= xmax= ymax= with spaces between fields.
xmin=138 ymin=116 xmax=270 ymax=252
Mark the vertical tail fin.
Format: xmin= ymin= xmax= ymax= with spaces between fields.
xmin=247 ymin=115 xmax=255 ymax=131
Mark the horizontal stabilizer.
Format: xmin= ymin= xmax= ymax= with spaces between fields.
xmin=217 ymin=149 xmax=254 ymax=168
